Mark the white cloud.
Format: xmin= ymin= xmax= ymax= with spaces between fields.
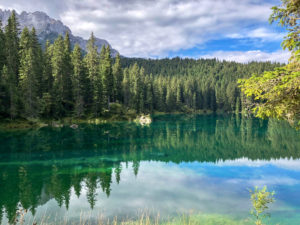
xmin=216 ymin=157 xmax=300 ymax=171
xmin=0 ymin=0 xmax=285 ymax=58
xmin=59 ymin=0 xmax=276 ymax=57
xmin=200 ymin=50 xmax=290 ymax=63
xmin=227 ymin=27 xmax=285 ymax=41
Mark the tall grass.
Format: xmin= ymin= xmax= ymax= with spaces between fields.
xmin=9 ymin=210 xmax=252 ymax=225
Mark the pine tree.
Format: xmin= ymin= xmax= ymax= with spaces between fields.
xmin=101 ymin=45 xmax=113 ymax=109
xmin=0 ymin=66 xmax=9 ymax=116
xmin=131 ymin=63 xmax=141 ymax=112
xmin=4 ymin=11 xmax=20 ymax=118
xmin=51 ymin=35 xmax=65 ymax=116
xmin=112 ymin=53 xmax=123 ymax=102
xmin=84 ymin=33 xmax=101 ymax=116
xmin=0 ymin=20 xmax=6 ymax=116
xmin=71 ymin=44 xmax=87 ymax=117
xmin=30 ymin=28 xmax=43 ymax=98
xmin=40 ymin=41 xmax=54 ymax=118
xmin=122 ymin=68 xmax=131 ymax=107
xmin=42 ymin=41 xmax=53 ymax=93
xmin=0 ymin=20 xmax=5 ymax=73
xmin=145 ymin=74 xmax=154 ymax=113
xmin=19 ymin=27 xmax=39 ymax=118
xmin=62 ymin=32 xmax=73 ymax=113
xmin=176 ymin=81 xmax=182 ymax=110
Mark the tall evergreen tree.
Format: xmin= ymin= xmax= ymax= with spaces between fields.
xmin=40 ymin=41 xmax=54 ymax=118
xmin=62 ymin=32 xmax=73 ymax=112
xmin=71 ymin=44 xmax=87 ymax=117
xmin=0 ymin=20 xmax=5 ymax=73
xmin=0 ymin=66 xmax=9 ymax=116
xmin=101 ymin=45 xmax=113 ymax=109
xmin=112 ymin=53 xmax=123 ymax=102
xmin=0 ymin=20 xmax=6 ymax=116
xmin=42 ymin=41 xmax=53 ymax=93
xmin=84 ymin=33 xmax=101 ymax=116
xmin=122 ymin=68 xmax=131 ymax=107
xmin=4 ymin=11 xmax=20 ymax=118
xmin=19 ymin=27 xmax=39 ymax=118
xmin=30 ymin=28 xmax=43 ymax=98
xmin=51 ymin=35 xmax=65 ymax=116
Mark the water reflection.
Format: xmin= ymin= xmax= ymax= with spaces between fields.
xmin=0 ymin=115 xmax=299 ymax=224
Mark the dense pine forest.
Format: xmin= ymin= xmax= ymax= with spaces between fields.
xmin=0 ymin=11 xmax=282 ymax=120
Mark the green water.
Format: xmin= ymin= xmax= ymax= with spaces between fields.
xmin=0 ymin=114 xmax=300 ymax=224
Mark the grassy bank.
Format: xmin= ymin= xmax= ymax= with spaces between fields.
xmin=9 ymin=212 xmax=253 ymax=225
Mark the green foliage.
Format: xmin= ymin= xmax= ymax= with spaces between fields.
xmin=239 ymin=63 xmax=300 ymax=123
xmin=19 ymin=27 xmax=40 ymax=118
xmin=249 ymin=186 xmax=275 ymax=225
xmin=101 ymin=45 xmax=113 ymax=109
xmin=85 ymin=33 xmax=102 ymax=116
xmin=0 ymin=13 xmax=283 ymax=120
xmin=239 ymin=0 xmax=300 ymax=126
xmin=4 ymin=10 xmax=20 ymax=119
xmin=0 ymin=20 xmax=5 ymax=73
xmin=269 ymin=0 xmax=300 ymax=53
xmin=113 ymin=53 xmax=123 ymax=102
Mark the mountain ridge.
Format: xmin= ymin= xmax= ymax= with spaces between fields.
xmin=0 ymin=9 xmax=119 ymax=56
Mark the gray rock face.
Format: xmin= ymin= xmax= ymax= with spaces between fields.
xmin=0 ymin=9 xmax=119 ymax=56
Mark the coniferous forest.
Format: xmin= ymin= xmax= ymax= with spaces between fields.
xmin=0 ymin=11 xmax=282 ymax=120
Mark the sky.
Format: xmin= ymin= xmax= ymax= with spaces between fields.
xmin=0 ymin=0 xmax=290 ymax=63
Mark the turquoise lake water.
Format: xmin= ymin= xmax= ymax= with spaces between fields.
xmin=0 ymin=114 xmax=300 ymax=224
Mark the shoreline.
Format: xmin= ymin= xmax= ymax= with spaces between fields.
xmin=0 ymin=110 xmax=235 ymax=130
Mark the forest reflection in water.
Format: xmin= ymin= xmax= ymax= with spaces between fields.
xmin=0 ymin=114 xmax=300 ymax=224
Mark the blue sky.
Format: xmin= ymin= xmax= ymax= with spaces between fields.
xmin=0 ymin=0 xmax=290 ymax=62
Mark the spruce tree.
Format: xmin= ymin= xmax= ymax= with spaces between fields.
xmin=30 ymin=28 xmax=43 ymax=98
xmin=101 ymin=45 xmax=113 ymax=109
xmin=84 ymin=33 xmax=101 ymax=116
xmin=0 ymin=66 xmax=9 ymax=116
xmin=112 ymin=53 xmax=123 ymax=102
xmin=0 ymin=20 xmax=5 ymax=73
xmin=71 ymin=44 xmax=86 ymax=117
xmin=122 ymin=68 xmax=131 ymax=107
xmin=51 ymin=35 xmax=65 ymax=116
xmin=0 ymin=20 xmax=6 ymax=116
xmin=19 ymin=27 xmax=39 ymax=118
xmin=62 ymin=32 xmax=73 ymax=113
xmin=42 ymin=41 xmax=53 ymax=93
xmin=145 ymin=75 xmax=154 ymax=113
xmin=40 ymin=41 xmax=54 ymax=118
xmin=131 ymin=63 xmax=141 ymax=112
xmin=4 ymin=11 xmax=20 ymax=118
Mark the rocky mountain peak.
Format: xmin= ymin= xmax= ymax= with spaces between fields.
xmin=0 ymin=8 xmax=119 ymax=56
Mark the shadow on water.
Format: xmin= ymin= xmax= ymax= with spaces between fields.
xmin=0 ymin=114 xmax=299 ymax=223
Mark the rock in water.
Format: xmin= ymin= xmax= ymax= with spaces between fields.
xmin=138 ymin=115 xmax=152 ymax=126
xmin=70 ymin=124 xmax=79 ymax=129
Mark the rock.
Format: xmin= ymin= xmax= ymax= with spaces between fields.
xmin=138 ymin=115 xmax=152 ymax=126
xmin=70 ymin=124 xmax=78 ymax=129
xmin=52 ymin=122 xmax=63 ymax=128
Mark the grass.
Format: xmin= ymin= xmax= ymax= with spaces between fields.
xmin=10 ymin=210 xmax=254 ymax=225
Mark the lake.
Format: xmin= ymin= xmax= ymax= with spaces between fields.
xmin=0 ymin=114 xmax=300 ymax=225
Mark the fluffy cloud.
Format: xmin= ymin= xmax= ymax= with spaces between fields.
xmin=216 ymin=157 xmax=300 ymax=171
xmin=227 ymin=27 xmax=285 ymax=41
xmin=60 ymin=0 xmax=275 ymax=57
xmin=200 ymin=50 xmax=290 ymax=63
xmin=0 ymin=0 xmax=285 ymax=58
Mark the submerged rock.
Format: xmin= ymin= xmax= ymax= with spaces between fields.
xmin=52 ymin=122 xmax=63 ymax=128
xmin=70 ymin=124 xmax=78 ymax=129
